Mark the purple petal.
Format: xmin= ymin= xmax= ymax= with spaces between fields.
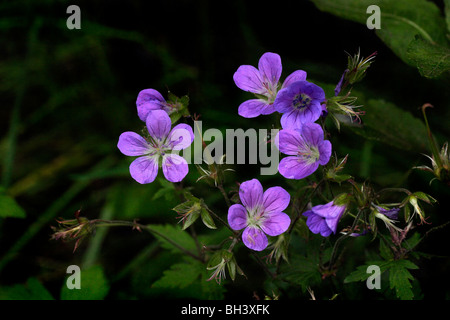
xmin=258 ymin=52 xmax=282 ymax=87
xmin=259 ymin=102 xmax=276 ymax=115
xmin=238 ymin=99 xmax=267 ymax=118
xmin=162 ymin=154 xmax=188 ymax=182
xmin=239 ymin=179 xmax=264 ymax=210
xmin=312 ymin=202 xmax=345 ymax=219
xmin=129 ymin=156 xmax=159 ymax=184
xmin=146 ymin=110 xmax=172 ymax=140
xmin=280 ymin=110 xmax=303 ymax=130
xmin=228 ymin=204 xmax=248 ymax=231
xmin=301 ymin=81 xmax=326 ymax=101
xmin=117 ymin=131 xmax=150 ymax=156
xmin=168 ymin=124 xmax=194 ymax=150
xmin=233 ymin=65 xmax=264 ymax=94
xmin=242 ymin=226 xmax=268 ymax=251
xmin=277 ymin=129 xmax=303 ymax=155
xmin=137 ymin=102 xmax=166 ymax=122
xmin=318 ymin=140 xmax=332 ymax=165
xmin=278 ymin=156 xmax=319 ymax=180
xmin=273 ymin=87 xmax=293 ymax=113
xmin=282 ymin=70 xmax=307 ymax=89
xmin=262 ymin=187 xmax=291 ymax=214
xmin=297 ymin=102 xmax=322 ymax=124
xmin=334 ymin=69 xmax=348 ymax=96
xmin=301 ymin=123 xmax=324 ymax=147
xmin=304 ymin=212 xmax=333 ymax=237
xmin=260 ymin=212 xmax=291 ymax=236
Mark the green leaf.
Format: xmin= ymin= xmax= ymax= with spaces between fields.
xmin=388 ymin=260 xmax=419 ymax=300
xmin=0 ymin=277 xmax=54 ymax=300
xmin=311 ymin=0 xmax=449 ymax=74
xmin=0 ymin=191 xmax=26 ymax=218
xmin=349 ymin=98 xmax=429 ymax=152
xmin=343 ymin=260 xmax=390 ymax=283
xmin=445 ymin=0 xmax=450 ymax=33
xmin=406 ymin=35 xmax=450 ymax=78
xmin=60 ymin=265 xmax=109 ymax=300
xmin=152 ymin=261 xmax=202 ymax=289
xmin=147 ymin=224 xmax=198 ymax=255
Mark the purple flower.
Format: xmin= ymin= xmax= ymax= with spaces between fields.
xmin=373 ymin=205 xmax=400 ymax=220
xmin=117 ymin=110 xmax=194 ymax=184
xmin=303 ymin=201 xmax=346 ymax=237
xmin=228 ymin=179 xmax=291 ymax=251
xmin=136 ymin=89 xmax=169 ymax=122
xmin=275 ymin=123 xmax=332 ymax=180
xmin=274 ymin=80 xmax=325 ymax=129
xmin=233 ymin=52 xmax=307 ymax=118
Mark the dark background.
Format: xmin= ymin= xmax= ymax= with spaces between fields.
xmin=0 ymin=0 xmax=449 ymax=300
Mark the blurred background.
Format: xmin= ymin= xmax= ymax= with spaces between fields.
xmin=0 ymin=0 xmax=449 ymax=299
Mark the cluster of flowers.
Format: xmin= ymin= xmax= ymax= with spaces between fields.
xmin=116 ymin=52 xmax=392 ymax=252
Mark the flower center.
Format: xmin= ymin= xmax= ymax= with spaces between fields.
xmin=293 ymin=93 xmax=311 ymax=109
xmin=298 ymin=145 xmax=320 ymax=164
xmin=246 ymin=206 xmax=265 ymax=228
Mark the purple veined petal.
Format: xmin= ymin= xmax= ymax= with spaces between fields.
xmin=228 ymin=204 xmax=248 ymax=231
xmin=304 ymin=211 xmax=333 ymax=237
xmin=233 ymin=65 xmax=264 ymax=94
xmin=278 ymin=156 xmax=319 ymax=180
xmin=260 ymin=211 xmax=291 ymax=236
xmin=258 ymin=52 xmax=282 ymax=87
xmin=273 ymin=87 xmax=293 ymax=113
xmin=136 ymin=89 xmax=165 ymax=107
xmin=161 ymin=153 xmax=189 ymax=183
xmin=318 ymin=140 xmax=332 ymax=165
xmin=146 ymin=110 xmax=172 ymax=140
xmin=301 ymin=81 xmax=326 ymax=101
xmin=118 ymin=131 xmax=151 ymax=156
xmin=282 ymin=70 xmax=307 ymax=89
xmin=280 ymin=110 xmax=303 ymax=130
xmin=242 ymin=226 xmax=268 ymax=251
xmin=297 ymin=101 xmax=322 ymax=124
xmin=239 ymin=179 xmax=264 ymax=211
xmin=325 ymin=216 xmax=341 ymax=235
xmin=238 ymin=99 xmax=267 ymax=118
xmin=259 ymin=102 xmax=276 ymax=115
xmin=262 ymin=186 xmax=291 ymax=214
xmin=277 ymin=129 xmax=303 ymax=155
xmin=301 ymin=123 xmax=324 ymax=147
xmin=137 ymin=101 xmax=166 ymax=122
xmin=168 ymin=124 xmax=194 ymax=150
xmin=129 ymin=155 xmax=159 ymax=184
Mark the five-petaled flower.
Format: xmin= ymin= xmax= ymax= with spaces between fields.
xmin=276 ymin=122 xmax=332 ymax=180
xmin=303 ymin=201 xmax=346 ymax=237
xmin=228 ymin=179 xmax=291 ymax=251
xmin=274 ymin=80 xmax=325 ymax=129
xmin=117 ymin=110 xmax=194 ymax=184
xmin=233 ymin=52 xmax=307 ymax=118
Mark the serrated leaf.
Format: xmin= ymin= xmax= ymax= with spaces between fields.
xmin=60 ymin=265 xmax=109 ymax=300
xmin=388 ymin=260 xmax=418 ymax=300
xmin=344 ymin=260 xmax=389 ymax=283
xmin=147 ymin=224 xmax=198 ymax=255
xmin=152 ymin=261 xmax=202 ymax=289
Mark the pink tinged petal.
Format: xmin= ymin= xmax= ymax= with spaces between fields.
xmin=129 ymin=156 xmax=159 ymax=184
xmin=277 ymin=129 xmax=303 ymax=155
xmin=238 ymin=99 xmax=267 ymax=118
xmin=239 ymin=179 xmax=264 ymax=210
xmin=169 ymin=124 xmax=194 ymax=150
xmin=118 ymin=131 xmax=151 ymax=156
xmin=278 ymin=156 xmax=319 ymax=180
xmin=282 ymin=70 xmax=307 ymax=89
xmin=242 ymin=226 xmax=268 ymax=251
xmin=146 ymin=110 xmax=172 ymax=140
xmin=162 ymin=154 xmax=189 ymax=183
xmin=262 ymin=186 xmax=291 ymax=213
xmin=258 ymin=52 xmax=282 ymax=87
xmin=228 ymin=204 xmax=248 ymax=231
xmin=260 ymin=212 xmax=291 ymax=236
xmin=233 ymin=65 xmax=264 ymax=94
xmin=318 ymin=140 xmax=332 ymax=165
